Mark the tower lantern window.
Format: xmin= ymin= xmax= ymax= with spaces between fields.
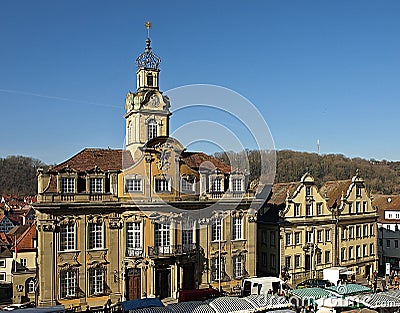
xmin=147 ymin=73 xmax=153 ymax=87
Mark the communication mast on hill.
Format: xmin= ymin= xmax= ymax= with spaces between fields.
xmin=317 ymin=139 xmax=321 ymax=155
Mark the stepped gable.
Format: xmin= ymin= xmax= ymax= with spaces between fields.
xmin=181 ymin=151 xmax=231 ymax=174
xmin=319 ymin=179 xmax=352 ymax=208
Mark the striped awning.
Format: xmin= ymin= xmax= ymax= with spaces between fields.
xmin=326 ymin=284 xmax=372 ymax=296
xmin=289 ymin=288 xmax=336 ymax=300
xmin=244 ymin=294 xmax=291 ymax=310
xmin=167 ymin=301 xmax=216 ymax=313
xmin=207 ymin=296 xmax=256 ymax=313
xmin=349 ymin=291 xmax=400 ymax=309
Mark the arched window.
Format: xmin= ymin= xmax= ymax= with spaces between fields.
xmin=147 ymin=119 xmax=157 ymax=141
xmin=127 ymin=121 xmax=132 ymax=144
xmin=147 ymin=73 xmax=153 ymax=87
xmin=27 ymin=279 xmax=35 ymax=293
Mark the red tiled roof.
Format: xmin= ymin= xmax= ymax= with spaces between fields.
xmin=267 ymin=182 xmax=300 ymax=205
xmin=319 ymin=180 xmax=352 ymax=208
xmin=52 ymin=148 xmax=133 ymax=172
xmin=374 ymin=195 xmax=400 ymax=222
xmin=181 ymin=152 xmax=231 ymax=173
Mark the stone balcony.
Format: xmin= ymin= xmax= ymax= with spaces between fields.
xmin=148 ymin=243 xmax=197 ymax=257
xmin=37 ymin=193 xmax=115 ymax=203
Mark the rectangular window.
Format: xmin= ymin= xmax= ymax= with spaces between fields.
xmin=294 ymin=255 xmax=300 ymax=268
xmin=286 ymin=233 xmax=292 ymax=246
xmin=295 ymin=232 xmax=301 ymax=245
xmin=182 ymin=220 xmax=194 ymax=248
xmin=60 ymin=269 xmax=77 ymax=298
xmin=181 ymin=176 xmax=194 ymax=193
xmin=363 ymin=244 xmax=367 ymax=256
xmin=306 ymin=186 xmax=311 ymax=196
xmin=306 ymin=231 xmax=313 ymax=243
xmin=20 ymin=258 xmax=27 ymax=267
xmin=125 ymin=178 xmax=143 ymax=193
xmin=370 ymin=224 xmax=374 ymax=236
xmin=232 ymin=217 xmax=242 ymax=240
xmin=348 ymin=203 xmax=353 ymax=214
xmin=341 ymin=248 xmax=346 ymax=262
xmin=363 ymin=225 xmax=368 ymax=238
xmin=0 ymin=260 xmax=5 ymax=267
xmin=349 ymin=247 xmax=353 ymax=259
xmin=363 ymin=201 xmax=367 ymax=212
xmin=270 ymin=232 xmax=276 ymax=247
xmin=370 ymin=243 xmax=374 ymax=255
xmin=316 ymin=203 xmax=323 ymax=216
xmin=325 ymin=229 xmax=331 ymax=241
xmin=211 ymin=258 xmax=222 ymax=281
xmin=341 ymin=227 xmax=347 ymax=240
xmin=212 ymin=219 xmax=222 ymax=241
xmin=395 ymin=240 xmax=399 ymax=249
xmin=232 ymin=179 xmax=243 ymax=192
xmin=155 ymin=178 xmax=170 ymax=193
xmin=261 ymin=231 xmax=267 ymax=244
xmin=317 ymin=230 xmax=323 ymax=243
xmin=262 ymin=253 xmax=267 ymax=266
xmin=126 ymin=222 xmax=142 ymax=257
xmin=356 ymin=185 xmax=361 ymax=197
xmin=60 ymin=224 xmax=75 ymax=251
xmin=211 ymin=178 xmax=223 ymax=192
xmin=61 ymin=177 xmax=74 ymax=193
xmin=270 ymin=254 xmax=276 ymax=268
xmin=349 ymin=226 xmax=354 ymax=239
xmin=155 ymin=223 xmax=170 ymax=248
xmin=306 ymin=204 xmax=313 ymax=216
xmin=88 ymin=223 xmax=103 ymax=250
xmin=356 ymin=226 xmax=361 ymax=238
xmin=90 ymin=178 xmax=102 ymax=193
xmin=294 ymin=204 xmax=301 ymax=217
xmin=325 ymin=250 xmax=331 ymax=263
xmin=356 ymin=245 xmax=361 ymax=258
xmin=387 ymin=239 xmax=391 ymax=247
xmin=233 ymin=256 xmax=243 ymax=279
xmin=356 ymin=202 xmax=361 ymax=213
xmin=89 ymin=268 xmax=105 ymax=295
xmin=285 ymin=256 xmax=291 ymax=269
xmin=0 ymin=272 xmax=5 ymax=281
xmin=316 ymin=253 xmax=322 ymax=264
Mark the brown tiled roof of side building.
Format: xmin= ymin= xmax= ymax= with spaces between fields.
xmin=267 ymin=182 xmax=300 ymax=205
xmin=374 ymin=195 xmax=400 ymax=223
xmin=319 ymin=179 xmax=352 ymax=208
xmin=181 ymin=152 xmax=231 ymax=174
xmin=52 ymin=148 xmax=133 ymax=172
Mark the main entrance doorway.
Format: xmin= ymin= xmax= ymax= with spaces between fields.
xmin=126 ymin=268 xmax=141 ymax=300
xmin=182 ymin=263 xmax=195 ymax=290
xmin=155 ymin=266 xmax=171 ymax=299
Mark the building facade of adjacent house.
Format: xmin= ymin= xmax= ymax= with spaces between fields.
xmin=258 ymin=172 xmax=378 ymax=286
xmin=34 ymin=35 xmax=259 ymax=311
xmin=375 ymin=195 xmax=400 ymax=274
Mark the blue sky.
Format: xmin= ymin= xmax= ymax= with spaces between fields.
xmin=1 ymin=1 xmax=399 ymax=164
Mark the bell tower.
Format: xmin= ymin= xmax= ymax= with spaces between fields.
xmin=125 ymin=22 xmax=171 ymax=158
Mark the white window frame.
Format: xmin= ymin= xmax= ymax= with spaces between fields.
xmin=306 ymin=231 xmax=313 ymax=243
xmin=232 ymin=178 xmax=243 ymax=192
xmin=147 ymin=119 xmax=157 ymax=141
xmin=212 ymin=218 xmax=223 ymax=241
xmin=60 ymin=223 xmax=75 ymax=251
xmin=60 ymin=269 xmax=77 ymax=298
xmin=211 ymin=258 xmax=222 ymax=281
xmin=233 ymin=256 xmax=243 ymax=279
xmin=182 ymin=220 xmax=194 ymax=247
xmin=294 ymin=255 xmax=300 ymax=267
xmin=125 ymin=178 xmax=143 ymax=193
xmin=232 ymin=217 xmax=243 ymax=240
xmin=89 ymin=267 xmax=105 ymax=295
xmin=325 ymin=229 xmax=331 ymax=242
xmin=286 ymin=233 xmax=292 ymax=246
xmin=211 ymin=177 xmax=223 ymax=192
xmin=155 ymin=223 xmax=170 ymax=248
xmin=27 ymin=279 xmax=35 ymax=293
xmin=155 ymin=177 xmax=171 ymax=193
xmin=0 ymin=272 xmax=5 ymax=281
xmin=181 ymin=176 xmax=195 ymax=194
xmin=295 ymin=232 xmax=301 ymax=245
xmin=88 ymin=223 xmax=103 ymax=250
xmin=126 ymin=222 xmax=142 ymax=256
xmin=90 ymin=177 xmax=103 ymax=194
xmin=316 ymin=203 xmax=323 ymax=216
xmin=294 ymin=203 xmax=301 ymax=217
xmin=20 ymin=258 xmax=27 ymax=268
xmin=306 ymin=204 xmax=313 ymax=216
xmin=317 ymin=230 xmax=323 ymax=243
xmin=60 ymin=177 xmax=75 ymax=193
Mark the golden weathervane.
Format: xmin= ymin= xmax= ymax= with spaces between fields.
xmin=145 ymin=21 xmax=152 ymax=38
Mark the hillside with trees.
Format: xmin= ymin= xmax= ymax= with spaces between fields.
xmin=215 ymin=150 xmax=400 ymax=195
xmin=0 ymin=156 xmax=46 ymax=196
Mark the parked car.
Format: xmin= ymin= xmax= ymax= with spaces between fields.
xmin=2 ymin=303 xmax=28 ymax=311
xmin=296 ymin=279 xmax=333 ymax=289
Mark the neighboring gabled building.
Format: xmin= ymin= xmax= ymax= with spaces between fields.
xmin=0 ymin=215 xmax=15 ymax=233
xmin=374 ymin=195 xmax=400 ymax=274
xmin=258 ymin=172 xmax=378 ymax=286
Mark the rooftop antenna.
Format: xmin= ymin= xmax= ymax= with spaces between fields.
xmin=317 ymin=139 xmax=320 ymax=155
xmin=145 ymin=21 xmax=152 ymax=38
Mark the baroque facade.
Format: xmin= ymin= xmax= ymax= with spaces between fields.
xmin=34 ymin=35 xmax=259 ymax=310
xmin=257 ymin=172 xmax=378 ymax=286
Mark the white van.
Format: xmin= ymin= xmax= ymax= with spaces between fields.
xmin=241 ymin=277 xmax=290 ymax=296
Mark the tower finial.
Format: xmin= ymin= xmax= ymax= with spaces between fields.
xmin=145 ymin=21 xmax=152 ymax=38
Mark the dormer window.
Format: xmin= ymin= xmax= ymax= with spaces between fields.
xmin=211 ymin=177 xmax=223 ymax=192
xmin=181 ymin=175 xmax=195 ymax=194
xmin=155 ymin=177 xmax=171 ymax=193
xmin=306 ymin=186 xmax=311 ymax=197
xmin=232 ymin=178 xmax=243 ymax=192
xmin=147 ymin=73 xmax=153 ymax=87
xmin=147 ymin=119 xmax=157 ymax=141
xmin=61 ymin=178 xmax=75 ymax=193
xmin=90 ymin=178 xmax=103 ymax=194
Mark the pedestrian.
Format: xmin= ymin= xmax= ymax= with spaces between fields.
xmin=373 ymin=280 xmax=377 ymax=293
xmin=382 ymin=278 xmax=387 ymax=291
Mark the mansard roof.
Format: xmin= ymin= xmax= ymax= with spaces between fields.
xmin=319 ymin=179 xmax=352 ymax=208
xmin=52 ymin=148 xmax=133 ymax=172
xmin=181 ymin=151 xmax=231 ymax=174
